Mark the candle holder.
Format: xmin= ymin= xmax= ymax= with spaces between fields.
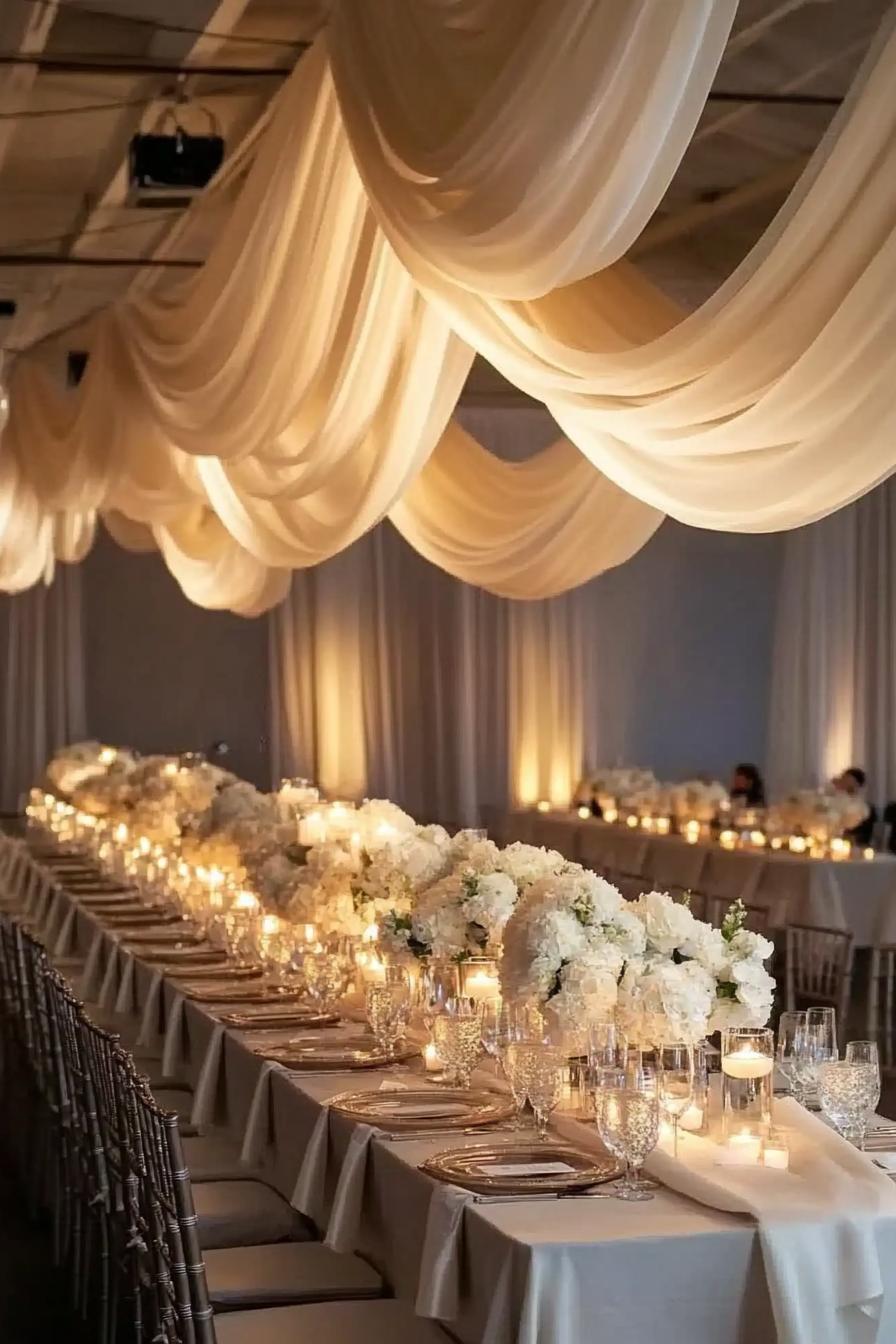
xmin=459 ymin=957 xmax=500 ymax=1009
xmin=721 ymin=1027 xmax=774 ymax=1140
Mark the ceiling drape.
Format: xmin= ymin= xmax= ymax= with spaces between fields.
xmin=1 ymin=2 xmax=896 ymax=613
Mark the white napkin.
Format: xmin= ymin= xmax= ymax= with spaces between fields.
xmin=161 ymin=992 xmax=186 ymax=1078
xmin=240 ymin=1060 xmax=289 ymax=1167
xmin=642 ymin=1100 xmax=896 ymax=1344
xmin=190 ymin=1024 xmax=225 ymax=1129
xmin=416 ymin=1183 xmax=471 ymax=1320
xmin=114 ymin=953 xmax=135 ymax=1015
xmin=324 ymin=1122 xmax=379 ymax=1252
xmin=291 ymin=1105 xmax=331 ymax=1224
xmin=136 ymin=971 xmax=163 ymax=1049
xmin=97 ymin=946 xmax=120 ymax=1011
xmin=53 ymin=904 xmax=77 ymax=959
xmin=79 ymin=928 xmax=105 ymax=1001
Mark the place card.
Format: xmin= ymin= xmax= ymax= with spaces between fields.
xmin=479 ymin=1161 xmax=577 ymax=1177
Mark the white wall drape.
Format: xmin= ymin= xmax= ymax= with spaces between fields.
xmin=0 ymin=567 xmax=87 ymax=811
xmin=3 ymin=3 xmax=895 ymax=612
xmin=767 ymin=478 xmax=896 ymax=804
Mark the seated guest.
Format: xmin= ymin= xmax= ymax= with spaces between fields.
xmin=834 ymin=767 xmax=877 ymax=847
xmin=730 ymin=763 xmax=766 ymax=809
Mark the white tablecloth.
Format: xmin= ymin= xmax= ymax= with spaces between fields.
xmin=20 ymin=860 xmax=896 ymax=1344
xmin=504 ymin=811 xmax=896 ymax=946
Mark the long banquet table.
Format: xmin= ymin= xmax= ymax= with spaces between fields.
xmin=12 ymin=850 xmax=896 ymax=1344
xmin=500 ymin=810 xmax=896 ymax=946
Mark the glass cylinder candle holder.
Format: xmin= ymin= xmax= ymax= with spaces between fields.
xmin=680 ymin=1040 xmax=709 ymax=1135
xmin=721 ymin=1027 xmax=774 ymax=1139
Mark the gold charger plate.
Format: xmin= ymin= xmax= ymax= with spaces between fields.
xmin=221 ymin=1008 xmax=340 ymax=1029
xmin=118 ymin=927 xmax=203 ymax=946
xmin=101 ymin=908 xmax=182 ymax=923
xmin=178 ymin=981 xmax=300 ymax=1005
xmin=261 ymin=1037 xmax=418 ymax=1071
xmin=135 ymin=945 xmax=227 ymax=965
xmin=420 ymin=1142 xmax=621 ymax=1195
xmin=328 ymin=1087 xmax=514 ymax=1131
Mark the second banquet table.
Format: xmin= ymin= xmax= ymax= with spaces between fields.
xmin=501 ymin=809 xmax=896 ymax=946
xmin=23 ymin=856 xmax=896 ymax=1344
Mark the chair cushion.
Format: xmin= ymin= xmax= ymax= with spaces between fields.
xmin=193 ymin=1180 xmax=313 ymax=1251
xmin=213 ymin=1300 xmax=453 ymax=1344
xmin=205 ymin=1243 xmax=382 ymax=1310
xmin=182 ymin=1132 xmax=245 ymax=1182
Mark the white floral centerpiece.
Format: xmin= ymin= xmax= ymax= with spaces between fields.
xmin=500 ymin=866 xmax=647 ymax=1027
xmin=617 ymin=895 xmax=775 ymax=1044
xmin=768 ymin=789 xmax=869 ymax=843
xmin=47 ymin=740 xmax=137 ymax=797
xmin=573 ymin=767 xmax=658 ymax=812
xmin=670 ymin=779 xmax=729 ymax=824
xmin=379 ymin=839 xmax=567 ymax=962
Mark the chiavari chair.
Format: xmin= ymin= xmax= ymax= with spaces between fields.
xmin=785 ymin=923 xmax=854 ymax=1025
xmin=867 ymin=945 xmax=896 ymax=1068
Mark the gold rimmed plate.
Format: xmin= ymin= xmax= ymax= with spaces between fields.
xmin=221 ymin=1008 xmax=340 ymax=1030
xmin=420 ymin=1142 xmax=621 ymax=1195
xmin=135 ymin=944 xmax=227 ymax=965
xmin=261 ymin=1038 xmax=418 ymax=1071
xmin=178 ymin=981 xmax=301 ymax=1005
xmin=118 ymin=927 xmax=203 ymax=946
xmin=328 ymin=1087 xmax=514 ymax=1131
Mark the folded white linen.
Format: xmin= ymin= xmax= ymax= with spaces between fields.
xmin=114 ymin=952 xmax=135 ymax=1015
xmin=291 ymin=1103 xmax=331 ymax=1223
xmin=79 ymin=927 xmax=105 ymax=1001
xmin=415 ymin=1182 xmax=470 ymax=1320
xmin=52 ymin=903 xmax=77 ymax=959
xmin=136 ymin=970 xmax=163 ymax=1049
xmin=240 ymin=1059 xmax=290 ymax=1167
xmin=97 ymin=944 xmax=121 ymax=1011
xmin=324 ymin=1122 xmax=379 ymax=1252
xmin=161 ymin=991 xmax=186 ymax=1077
xmin=554 ymin=1098 xmax=896 ymax=1344
xmin=191 ymin=1023 xmax=225 ymax=1129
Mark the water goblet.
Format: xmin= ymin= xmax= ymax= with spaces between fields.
xmin=806 ymin=1006 xmax=838 ymax=1057
xmin=434 ymin=1011 xmax=482 ymax=1088
xmin=596 ymin=1088 xmax=660 ymax=1201
xmin=794 ymin=1016 xmax=837 ymax=1107
xmin=843 ymin=1041 xmax=881 ymax=1147
xmin=657 ymin=1043 xmax=694 ymax=1158
xmin=818 ymin=1060 xmax=874 ymax=1144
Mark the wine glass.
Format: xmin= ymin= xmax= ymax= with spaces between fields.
xmin=596 ymin=1088 xmax=660 ymax=1201
xmin=844 ymin=1041 xmax=881 ymax=1147
xmin=503 ymin=1040 xmax=535 ymax=1129
xmin=365 ymin=983 xmax=409 ymax=1057
xmin=588 ymin=1020 xmax=626 ymax=1092
xmin=524 ymin=1044 xmax=566 ymax=1140
xmin=806 ymin=1006 xmax=838 ymax=1057
xmin=776 ymin=1011 xmax=807 ymax=1099
xmin=657 ymin=1044 xmax=694 ymax=1158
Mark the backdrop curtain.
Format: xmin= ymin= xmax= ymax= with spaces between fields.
xmin=0 ymin=566 xmax=87 ymax=811
xmin=767 ymin=478 xmax=896 ymax=804
xmin=269 ymin=407 xmax=599 ymax=822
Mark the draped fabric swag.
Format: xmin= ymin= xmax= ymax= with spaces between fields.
xmin=2 ymin=1 xmax=896 ymax=613
xmin=767 ymin=479 xmax=896 ymax=803
xmin=0 ymin=567 xmax=87 ymax=812
xmin=270 ymin=408 xmax=595 ymax=821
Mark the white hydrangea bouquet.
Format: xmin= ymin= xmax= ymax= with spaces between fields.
xmin=502 ymin=873 xmax=775 ymax=1046
xmin=379 ymin=839 xmax=567 ymax=962
xmin=47 ymin=740 xmax=137 ymax=796
xmin=617 ymin=895 xmax=775 ymax=1045
xmin=573 ymin=766 xmax=658 ymax=811
xmin=670 ymin=779 xmax=729 ymax=824
xmin=769 ymin=789 xmax=868 ymax=842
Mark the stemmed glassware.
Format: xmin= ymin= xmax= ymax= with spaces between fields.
xmin=523 ymin=1044 xmax=566 ymax=1140
xmin=776 ymin=1011 xmax=807 ymax=1099
xmin=794 ymin=1008 xmax=838 ymax=1106
xmin=657 ymin=1044 xmax=694 ymax=1157
xmin=818 ymin=1060 xmax=877 ymax=1144
xmin=304 ymin=951 xmax=352 ymax=1014
xmin=842 ymin=1041 xmax=881 ymax=1147
xmin=365 ymin=981 xmax=411 ymax=1057
xmin=596 ymin=1088 xmax=660 ymax=1201
xmin=434 ymin=1008 xmax=482 ymax=1088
